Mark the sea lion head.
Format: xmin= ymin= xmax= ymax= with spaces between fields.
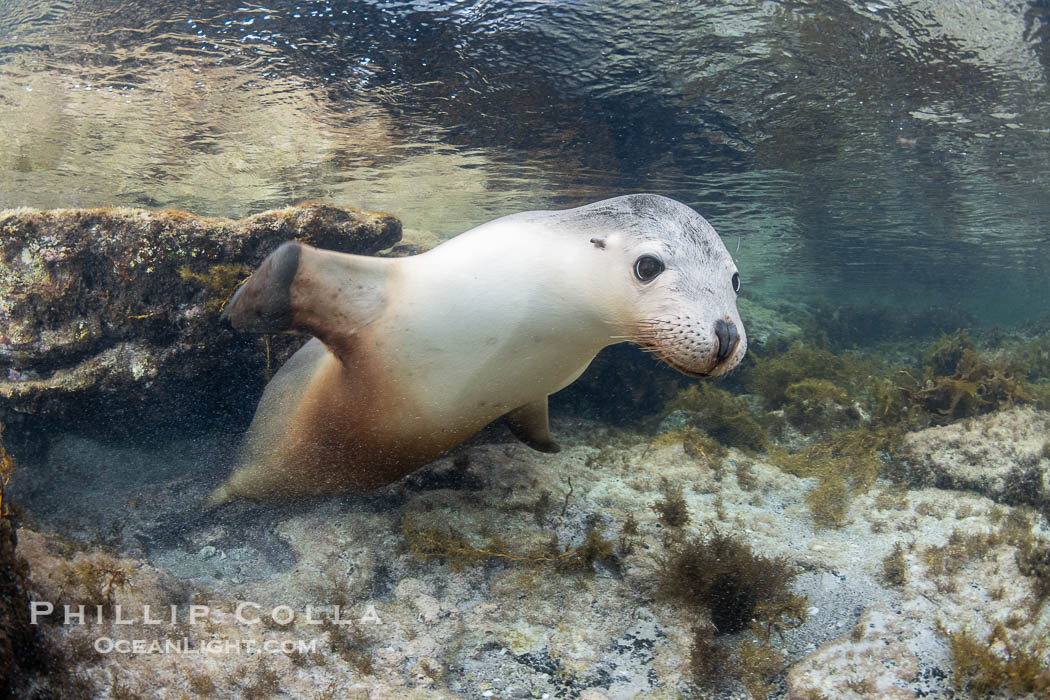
xmin=570 ymin=194 xmax=747 ymax=377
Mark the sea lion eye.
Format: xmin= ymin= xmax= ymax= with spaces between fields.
xmin=634 ymin=255 xmax=664 ymax=282
xmin=731 ymin=272 xmax=741 ymax=293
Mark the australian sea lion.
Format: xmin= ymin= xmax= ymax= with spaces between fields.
xmin=206 ymin=194 xmax=745 ymax=504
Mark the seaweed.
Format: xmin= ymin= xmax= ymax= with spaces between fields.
xmin=400 ymin=517 xmax=495 ymax=571
xmin=652 ymin=478 xmax=690 ymax=528
xmin=1009 ymin=334 xmax=1050 ymax=384
xmin=805 ymin=471 xmax=850 ymax=529
xmin=1014 ymin=532 xmax=1050 ymax=607
xmin=655 ymin=529 xmax=805 ymax=635
xmin=921 ymin=511 xmax=1050 ymax=607
xmin=665 ymin=384 xmax=768 ymax=451
xmin=738 ymin=330 xmax=1045 ymax=433
xmin=737 ymin=639 xmax=785 ymax=700
xmin=735 ymin=458 xmax=759 ymax=491
xmin=323 ymin=619 xmax=375 ymax=676
xmin=686 ymin=625 xmax=785 ymax=698
xmin=924 ymin=329 xmax=976 ymax=377
xmin=682 ymin=429 xmax=729 ymax=466
xmin=881 ymin=542 xmax=908 ymax=587
xmin=659 ymin=531 xmax=803 ymax=696
xmin=108 ymin=675 xmax=143 ymax=700
xmin=0 ymin=423 xmax=12 ymax=518
xmin=400 ymin=515 xmax=616 ymax=574
xmin=772 ymin=427 xmax=900 ymax=529
xmin=571 ymin=522 xmax=619 ymax=572
xmin=901 ymin=344 xmax=1034 ymax=422
xmin=57 ymin=555 xmax=132 ymax=611
xmin=241 ymin=662 xmax=281 ymax=699
xmin=621 ymin=513 xmax=639 ymax=537
xmin=922 ymin=528 xmax=996 ymax=581
xmin=743 ymin=342 xmax=855 ymax=407
xmin=178 ymin=263 xmax=252 ymax=312
xmin=187 ymin=672 xmax=216 ymax=696
xmin=687 ymin=625 xmax=731 ymax=689
xmin=618 ymin=513 xmax=639 ymax=556
xmin=872 ymin=486 xmax=910 ymax=511
xmin=943 ymin=624 xmax=1050 ymax=695
xmin=782 ymin=378 xmax=854 ymax=432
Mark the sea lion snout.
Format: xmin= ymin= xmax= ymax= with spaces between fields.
xmin=714 ymin=317 xmax=740 ymax=365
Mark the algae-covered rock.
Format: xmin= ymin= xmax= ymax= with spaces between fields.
xmin=0 ymin=516 xmax=44 ymax=696
xmin=0 ymin=203 xmax=400 ymax=426
xmin=895 ymin=407 xmax=1050 ymax=512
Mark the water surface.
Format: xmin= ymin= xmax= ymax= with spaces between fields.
xmin=1 ymin=1 xmax=1049 ymax=318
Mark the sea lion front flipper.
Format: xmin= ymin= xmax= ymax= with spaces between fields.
xmin=505 ymin=398 xmax=561 ymax=453
xmin=222 ymin=241 xmax=390 ymax=357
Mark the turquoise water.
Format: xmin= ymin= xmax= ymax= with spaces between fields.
xmin=2 ymin=0 xmax=1049 ymax=323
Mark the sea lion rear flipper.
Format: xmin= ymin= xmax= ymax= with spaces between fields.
xmin=222 ymin=241 xmax=390 ymax=357
xmin=505 ymin=398 xmax=560 ymax=453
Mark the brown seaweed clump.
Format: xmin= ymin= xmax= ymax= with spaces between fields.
xmin=898 ymin=330 xmax=1036 ymax=423
xmin=655 ymin=530 xmax=805 ymax=635
xmin=656 ymin=530 xmax=804 ymax=696
xmin=652 ymin=478 xmax=690 ymax=528
xmin=881 ymin=542 xmax=908 ymax=587
xmin=781 ymin=378 xmax=858 ymax=433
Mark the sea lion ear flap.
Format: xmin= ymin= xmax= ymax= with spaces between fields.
xmin=222 ymin=241 xmax=390 ymax=358
xmin=505 ymin=398 xmax=561 ymax=453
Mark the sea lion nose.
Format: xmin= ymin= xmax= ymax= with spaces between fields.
xmin=714 ymin=318 xmax=739 ymax=364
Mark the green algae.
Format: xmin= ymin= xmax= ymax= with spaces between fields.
xmin=782 ymin=378 xmax=855 ymax=433
xmin=743 ymin=342 xmax=857 ymax=407
xmin=665 ymin=384 xmax=768 ymax=451
xmin=771 ymin=427 xmax=901 ymax=529
xmin=177 ymin=263 xmax=252 ymax=312
xmin=944 ymin=624 xmax=1050 ymax=696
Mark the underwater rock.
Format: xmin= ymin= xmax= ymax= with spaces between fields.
xmin=786 ymin=605 xmax=919 ymax=699
xmin=0 ymin=203 xmax=400 ymax=428
xmin=895 ymin=407 xmax=1050 ymax=511
xmin=0 ymin=515 xmax=45 ymax=696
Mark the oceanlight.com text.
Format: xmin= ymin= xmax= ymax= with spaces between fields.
xmin=92 ymin=637 xmax=323 ymax=655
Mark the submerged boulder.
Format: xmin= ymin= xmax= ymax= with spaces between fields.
xmin=895 ymin=407 xmax=1050 ymax=513
xmin=0 ymin=203 xmax=400 ymax=430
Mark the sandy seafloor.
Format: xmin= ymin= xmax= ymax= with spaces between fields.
xmin=10 ymin=396 xmax=1050 ymax=699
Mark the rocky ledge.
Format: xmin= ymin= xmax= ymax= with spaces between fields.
xmin=0 ymin=204 xmax=401 ymax=429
